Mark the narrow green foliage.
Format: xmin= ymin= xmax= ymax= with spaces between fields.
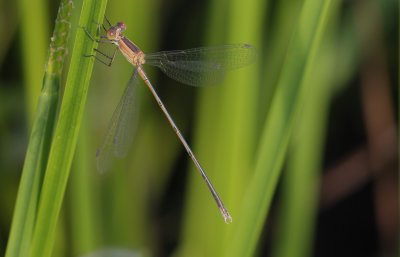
xmin=29 ymin=0 xmax=108 ymax=256
xmin=272 ymin=36 xmax=337 ymax=257
xmin=178 ymin=0 xmax=266 ymax=256
xmin=69 ymin=128 xmax=102 ymax=256
xmin=271 ymin=5 xmax=343 ymax=257
xmin=5 ymin=1 xmax=73 ymax=257
xmin=47 ymin=0 xmax=74 ymax=75
xmin=17 ymin=0 xmax=49 ymax=122
xmin=1 ymin=0 xmax=395 ymax=256
xmin=226 ymin=0 xmax=335 ymax=256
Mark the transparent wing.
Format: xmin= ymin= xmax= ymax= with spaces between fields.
xmin=96 ymin=69 xmax=140 ymax=173
xmin=144 ymin=43 xmax=256 ymax=86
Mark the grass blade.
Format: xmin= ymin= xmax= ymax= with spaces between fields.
xmin=5 ymin=1 xmax=73 ymax=257
xmin=17 ymin=0 xmax=49 ymax=123
xmin=226 ymin=0 xmax=335 ymax=256
xmin=272 ymin=29 xmax=340 ymax=257
xmin=178 ymin=0 xmax=266 ymax=255
xmin=29 ymin=0 xmax=108 ymax=256
xmin=69 ymin=128 xmax=102 ymax=256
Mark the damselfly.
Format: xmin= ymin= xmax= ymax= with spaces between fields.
xmin=85 ymin=18 xmax=256 ymax=223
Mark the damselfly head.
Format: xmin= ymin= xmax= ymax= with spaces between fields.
xmin=116 ymin=22 xmax=126 ymax=32
xmin=106 ymin=22 xmax=126 ymax=40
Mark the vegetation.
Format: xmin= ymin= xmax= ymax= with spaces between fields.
xmin=0 ymin=0 xmax=397 ymax=256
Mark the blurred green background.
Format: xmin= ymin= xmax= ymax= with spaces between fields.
xmin=0 ymin=0 xmax=398 ymax=257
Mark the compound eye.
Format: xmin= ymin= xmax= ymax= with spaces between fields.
xmin=117 ymin=22 xmax=126 ymax=31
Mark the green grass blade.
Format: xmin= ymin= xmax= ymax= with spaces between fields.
xmin=29 ymin=0 xmax=108 ymax=256
xmin=178 ymin=0 xmax=266 ymax=255
xmin=17 ymin=0 xmax=49 ymax=124
xmin=69 ymin=128 xmax=102 ymax=256
xmin=5 ymin=1 xmax=73 ymax=257
xmin=272 ymin=32 xmax=339 ymax=257
xmin=271 ymin=5 xmax=354 ymax=256
xmin=226 ymin=0 xmax=335 ymax=256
